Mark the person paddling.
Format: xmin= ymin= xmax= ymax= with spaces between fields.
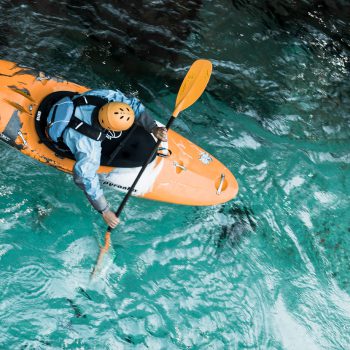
xmin=46 ymin=89 xmax=167 ymax=228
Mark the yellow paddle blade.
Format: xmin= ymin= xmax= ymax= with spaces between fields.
xmin=173 ymin=59 xmax=212 ymax=118
xmin=91 ymin=231 xmax=111 ymax=279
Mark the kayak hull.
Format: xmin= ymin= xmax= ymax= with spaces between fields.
xmin=0 ymin=60 xmax=238 ymax=206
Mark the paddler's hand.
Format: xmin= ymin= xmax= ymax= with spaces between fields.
xmin=152 ymin=126 xmax=168 ymax=142
xmin=102 ymin=210 xmax=120 ymax=228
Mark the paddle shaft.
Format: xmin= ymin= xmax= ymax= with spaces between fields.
xmin=107 ymin=116 xmax=175 ymax=230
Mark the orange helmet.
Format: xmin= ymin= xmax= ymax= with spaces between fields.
xmin=98 ymin=102 xmax=135 ymax=131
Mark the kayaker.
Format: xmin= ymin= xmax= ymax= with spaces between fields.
xmin=46 ymin=89 xmax=167 ymax=228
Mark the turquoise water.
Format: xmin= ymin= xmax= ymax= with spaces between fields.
xmin=1 ymin=1 xmax=350 ymax=349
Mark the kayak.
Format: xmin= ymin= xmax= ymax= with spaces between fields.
xmin=0 ymin=60 xmax=238 ymax=206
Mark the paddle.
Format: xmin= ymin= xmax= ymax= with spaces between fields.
xmin=91 ymin=59 xmax=213 ymax=277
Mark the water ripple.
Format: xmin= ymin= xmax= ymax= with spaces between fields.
xmin=1 ymin=0 xmax=350 ymax=348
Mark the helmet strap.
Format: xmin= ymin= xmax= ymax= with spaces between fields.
xmin=105 ymin=130 xmax=123 ymax=140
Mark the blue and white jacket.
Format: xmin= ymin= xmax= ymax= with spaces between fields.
xmin=49 ymin=89 xmax=157 ymax=213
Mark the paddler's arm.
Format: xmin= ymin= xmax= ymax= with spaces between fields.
xmin=136 ymin=111 xmax=168 ymax=142
xmin=65 ymin=132 xmax=119 ymax=228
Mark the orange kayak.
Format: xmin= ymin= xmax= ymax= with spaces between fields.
xmin=0 ymin=60 xmax=238 ymax=206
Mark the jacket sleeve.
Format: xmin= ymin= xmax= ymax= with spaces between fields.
xmin=84 ymin=89 xmax=157 ymax=133
xmin=65 ymin=129 xmax=109 ymax=212
xmin=134 ymin=110 xmax=157 ymax=133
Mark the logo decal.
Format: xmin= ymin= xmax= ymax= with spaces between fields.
xmin=102 ymin=181 xmax=137 ymax=193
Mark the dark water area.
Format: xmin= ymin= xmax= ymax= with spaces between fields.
xmin=2 ymin=0 xmax=350 ymax=142
xmin=1 ymin=0 xmax=350 ymax=348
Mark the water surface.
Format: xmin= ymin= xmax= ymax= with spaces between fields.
xmin=0 ymin=1 xmax=350 ymax=348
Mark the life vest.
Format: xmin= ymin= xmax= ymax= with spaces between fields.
xmin=46 ymin=94 xmax=109 ymax=143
